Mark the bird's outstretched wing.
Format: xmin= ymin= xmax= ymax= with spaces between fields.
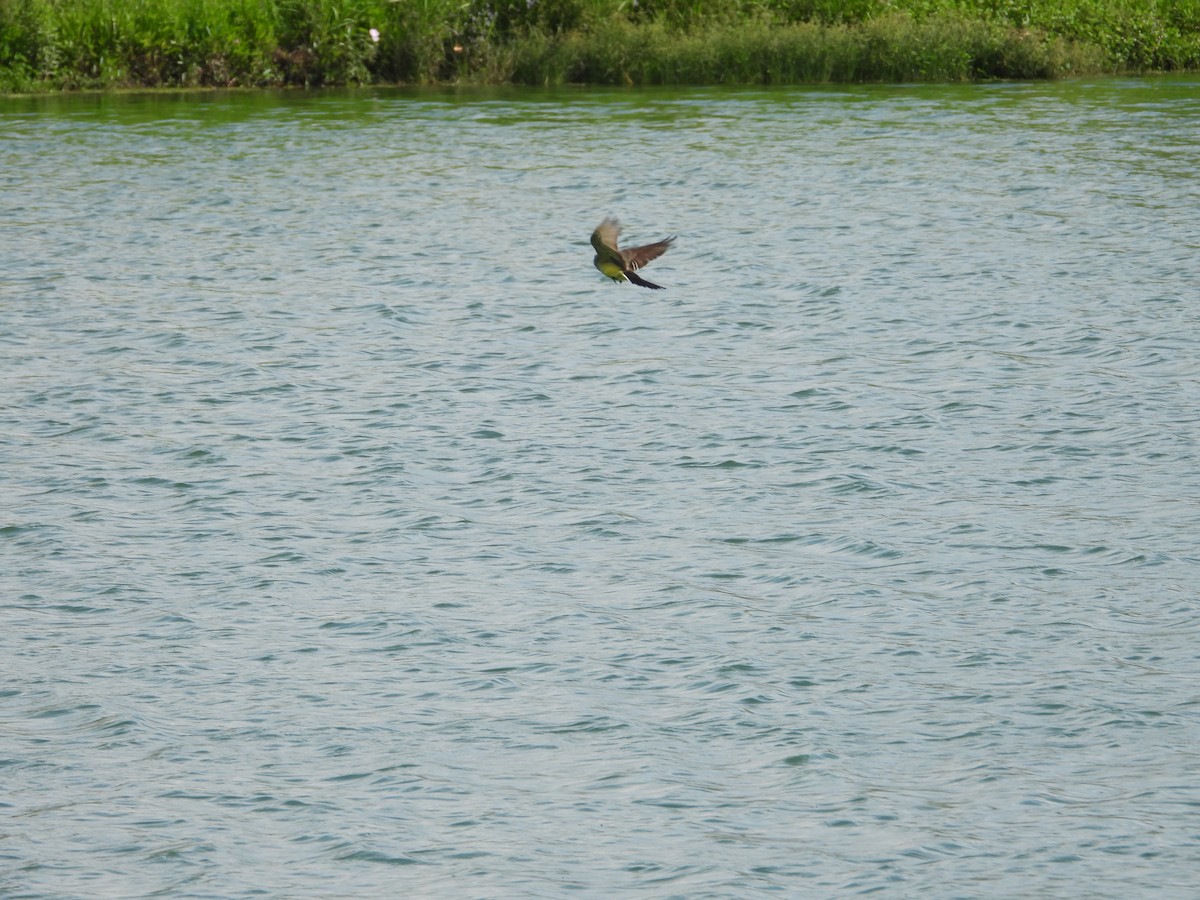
xmin=590 ymin=218 xmax=624 ymax=267
xmin=620 ymin=236 xmax=675 ymax=272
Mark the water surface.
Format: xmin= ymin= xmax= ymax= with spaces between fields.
xmin=2 ymin=78 xmax=1199 ymax=897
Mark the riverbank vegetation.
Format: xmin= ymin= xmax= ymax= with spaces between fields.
xmin=2 ymin=0 xmax=1198 ymax=91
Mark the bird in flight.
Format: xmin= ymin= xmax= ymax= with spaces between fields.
xmin=590 ymin=217 xmax=675 ymax=290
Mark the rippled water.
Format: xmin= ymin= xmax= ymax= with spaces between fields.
xmin=3 ymin=78 xmax=1199 ymax=897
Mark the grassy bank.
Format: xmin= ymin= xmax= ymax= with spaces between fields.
xmin=2 ymin=0 xmax=1198 ymax=90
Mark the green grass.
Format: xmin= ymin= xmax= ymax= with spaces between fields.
xmin=1 ymin=0 xmax=1198 ymax=90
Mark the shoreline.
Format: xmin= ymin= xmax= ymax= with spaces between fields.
xmin=3 ymin=1 xmax=1198 ymax=93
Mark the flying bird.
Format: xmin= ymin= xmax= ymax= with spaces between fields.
xmin=591 ymin=217 xmax=675 ymax=290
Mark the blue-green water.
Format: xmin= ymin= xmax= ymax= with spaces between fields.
xmin=2 ymin=79 xmax=1199 ymax=897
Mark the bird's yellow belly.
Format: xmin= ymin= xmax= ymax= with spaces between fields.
xmin=597 ymin=260 xmax=626 ymax=282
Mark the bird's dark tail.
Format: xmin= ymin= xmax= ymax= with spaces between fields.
xmin=625 ymin=270 xmax=665 ymax=290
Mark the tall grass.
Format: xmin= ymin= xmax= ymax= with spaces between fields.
xmin=1 ymin=0 xmax=1197 ymax=91
xmin=501 ymin=14 xmax=1105 ymax=84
